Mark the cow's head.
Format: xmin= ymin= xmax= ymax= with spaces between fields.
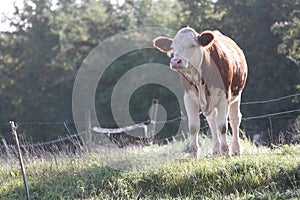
xmin=153 ymin=27 xmax=214 ymax=71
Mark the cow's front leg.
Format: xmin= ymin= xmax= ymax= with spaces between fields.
xmin=184 ymin=91 xmax=200 ymax=158
xmin=206 ymin=109 xmax=221 ymax=156
xmin=216 ymin=96 xmax=230 ymax=157
xmin=206 ymin=94 xmax=229 ymax=157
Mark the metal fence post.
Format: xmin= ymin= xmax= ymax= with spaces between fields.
xmin=10 ymin=121 xmax=30 ymax=200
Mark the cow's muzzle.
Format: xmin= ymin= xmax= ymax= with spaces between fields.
xmin=170 ymin=57 xmax=182 ymax=68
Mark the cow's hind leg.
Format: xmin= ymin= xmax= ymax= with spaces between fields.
xmin=184 ymin=92 xmax=200 ymax=158
xmin=229 ymin=98 xmax=242 ymax=156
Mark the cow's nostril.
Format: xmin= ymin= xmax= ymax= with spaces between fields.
xmin=171 ymin=58 xmax=182 ymax=66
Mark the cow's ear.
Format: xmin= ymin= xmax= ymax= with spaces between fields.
xmin=153 ymin=37 xmax=173 ymax=53
xmin=198 ymin=31 xmax=214 ymax=47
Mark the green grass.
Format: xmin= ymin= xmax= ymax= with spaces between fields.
xmin=0 ymin=137 xmax=300 ymax=199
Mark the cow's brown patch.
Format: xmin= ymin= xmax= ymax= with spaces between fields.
xmin=231 ymin=51 xmax=248 ymax=96
xmin=203 ymin=41 xmax=232 ymax=99
xmin=205 ymin=83 xmax=210 ymax=97
xmin=201 ymin=78 xmax=205 ymax=85
xmin=202 ymin=32 xmax=247 ymax=99
xmin=221 ymin=125 xmax=227 ymax=134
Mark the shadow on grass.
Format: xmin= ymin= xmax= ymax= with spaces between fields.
xmin=2 ymin=156 xmax=300 ymax=199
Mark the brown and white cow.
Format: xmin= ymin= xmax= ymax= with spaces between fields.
xmin=153 ymin=27 xmax=247 ymax=157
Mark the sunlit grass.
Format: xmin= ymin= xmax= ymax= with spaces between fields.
xmin=0 ymin=136 xmax=299 ymax=199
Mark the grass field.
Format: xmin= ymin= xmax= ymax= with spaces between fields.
xmin=0 ymin=136 xmax=299 ymax=199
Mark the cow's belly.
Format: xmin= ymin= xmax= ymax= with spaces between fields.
xmin=199 ymin=85 xmax=223 ymax=117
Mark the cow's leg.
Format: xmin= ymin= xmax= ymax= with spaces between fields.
xmin=184 ymin=92 xmax=200 ymax=158
xmin=206 ymin=109 xmax=221 ymax=155
xmin=229 ymin=97 xmax=242 ymax=156
xmin=215 ymin=97 xmax=230 ymax=157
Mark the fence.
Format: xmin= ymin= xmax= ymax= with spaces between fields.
xmin=0 ymin=93 xmax=299 ymax=151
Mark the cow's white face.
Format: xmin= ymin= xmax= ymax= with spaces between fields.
xmin=153 ymin=27 xmax=215 ymax=71
xmin=170 ymin=28 xmax=202 ymax=70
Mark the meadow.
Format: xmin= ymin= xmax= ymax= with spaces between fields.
xmin=0 ymin=136 xmax=299 ymax=199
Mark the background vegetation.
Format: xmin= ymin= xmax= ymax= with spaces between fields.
xmin=0 ymin=0 xmax=299 ymax=144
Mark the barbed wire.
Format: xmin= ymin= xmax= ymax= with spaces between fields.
xmin=1 ymin=132 xmax=86 ymax=148
xmin=0 ymin=93 xmax=299 ymax=149
xmin=241 ymin=93 xmax=300 ymax=105
xmin=242 ymin=108 xmax=300 ymax=121
xmin=0 ymin=92 xmax=298 ymax=126
xmin=0 ymin=107 xmax=299 ymax=128
xmin=0 ymin=107 xmax=298 ymax=128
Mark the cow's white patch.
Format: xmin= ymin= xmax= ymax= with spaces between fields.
xmin=170 ymin=28 xmax=205 ymax=70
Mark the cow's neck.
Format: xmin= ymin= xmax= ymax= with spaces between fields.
xmin=181 ymin=63 xmax=201 ymax=82
xmin=179 ymin=66 xmax=201 ymax=94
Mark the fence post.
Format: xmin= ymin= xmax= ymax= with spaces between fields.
xmin=1 ymin=136 xmax=11 ymax=159
xmin=10 ymin=121 xmax=30 ymax=200
xmin=85 ymin=110 xmax=92 ymax=146
xmin=149 ymin=99 xmax=158 ymax=142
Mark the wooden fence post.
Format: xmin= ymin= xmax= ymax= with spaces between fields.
xmin=149 ymin=99 xmax=158 ymax=141
xmin=85 ymin=110 xmax=92 ymax=146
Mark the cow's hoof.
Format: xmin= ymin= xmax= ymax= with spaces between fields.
xmin=188 ymin=152 xmax=198 ymax=158
xmin=231 ymin=152 xmax=240 ymax=156
xmin=212 ymin=152 xmax=221 ymax=157
xmin=188 ymin=143 xmax=199 ymax=158
xmin=188 ymin=146 xmax=198 ymax=158
xmin=231 ymin=142 xmax=240 ymax=156
xmin=221 ymin=145 xmax=230 ymax=157
xmin=212 ymin=149 xmax=221 ymax=157
xmin=212 ymin=144 xmax=221 ymax=156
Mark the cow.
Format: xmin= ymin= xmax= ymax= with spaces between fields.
xmin=153 ymin=27 xmax=248 ymax=157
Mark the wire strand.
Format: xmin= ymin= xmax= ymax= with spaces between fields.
xmin=0 ymin=93 xmax=299 ymax=129
xmin=241 ymin=93 xmax=300 ymax=105
xmin=243 ymin=108 xmax=300 ymax=121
